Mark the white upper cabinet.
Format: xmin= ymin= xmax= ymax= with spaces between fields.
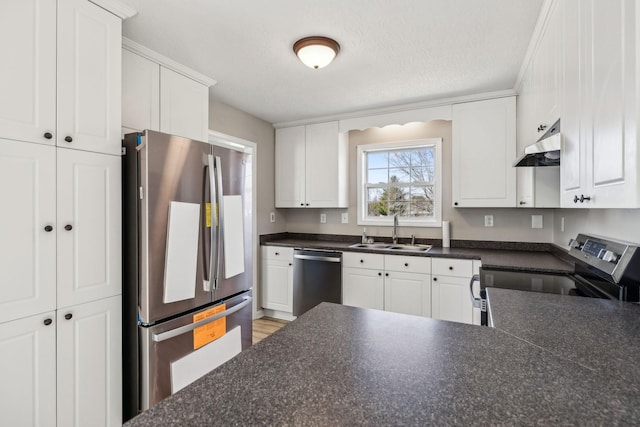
xmin=121 ymin=39 xmax=215 ymax=142
xmin=0 ymin=140 xmax=57 ymax=324
xmin=121 ymin=48 xmax=160 ymax=133
xmin=57 ymin=149 xmax=122 ymax=308
xmin=0 ymin=0 xmax=56 ymax=146
xmin=275 ymin=121 xmax=348 ymax=208
xmin=0 ymin=0 xmax=121 ymax=155
xmin=160 ymin=67 xmax=209 ymax=142
xmin=452 ymin=96 xmax=517 ymax=207
xmin=560 ymin=0 xmax=640 ymax=207
xmin=57 ymin=0 xmax=122 ymax=155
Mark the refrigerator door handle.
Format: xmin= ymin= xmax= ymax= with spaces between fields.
xmin=151 ymin=296 xmax=252 ymax=343
xmin=202 ymin=163 xmax=211 ymax=290
xmin=205 ymin=154 xmax=217 ymax=291
xmin=213 ymin=156 xmax=225 ymax=289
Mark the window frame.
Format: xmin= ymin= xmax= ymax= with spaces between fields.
xmin=356 ymin=138 xmax=442 ymax=227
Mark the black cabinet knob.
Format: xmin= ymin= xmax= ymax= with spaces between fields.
xmin=64 ymin=224 xmax=73 ymax=231
xmin=275 ymin=252 xmax=279 ymax=256
xmin=64 ymin=313 xmax=73 ymax=320
xmin=454 ymin=202 xmax=458 ymax=206
xmin=433 ymin=277 xmax=438 ymax=282
xmin=43 ymin=318 xmax=53 ymax=326
xmin=449 ymin=266 xmax=453 ymax=270
xmin=537 ymin=124 xmax=547 ymax=132
xmin=300 ymin=203 xmax=304 ymax=206
xmin=305 ymin=203 xmax=309 ymax=206
xmin=288 ymin=263 xmax=292 ymax=266
xmin=44 ymin=225 xmax=53 ymax=232
xmin=378 ymin=272 xmax=382 ymax=276
xmin=573 ymin=195 xmax=579 ymax=204
xmin=385 ymin=273 xmax=389 ymax=277
xmin=519 ymin=201 xmax=526 ymax=205
xmin=64 ymin=136 xmax=73 ymax=143
xmin=43 ymin=132 xmax=53 ymax=140
xmin=404 ymin=263 xmax=409 ymax=267
xmin=360 ymin=259 xmax=364 ymax=263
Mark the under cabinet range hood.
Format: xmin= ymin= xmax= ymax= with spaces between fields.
xmin=514 ymin=120 xmax=561 ymax=167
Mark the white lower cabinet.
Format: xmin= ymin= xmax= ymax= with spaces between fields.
xmin=0 ymin=312 xmax=57 ymax=427
xmin=342 ymin=253 xmax=431 ymax=317
xmin=431 ymin=258 xmax=481 ymax=325
xmin=0 ymin=296 xmax=121 ymax=427
xmin=57 ymin=296 xmax=122 ymax=427
xmin=261 ymin=247 xmax=294 ymax=318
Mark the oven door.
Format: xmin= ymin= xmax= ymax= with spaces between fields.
xmin=136 ymin=292 xmax=252 ymax=415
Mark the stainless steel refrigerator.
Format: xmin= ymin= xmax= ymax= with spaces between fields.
xmin=122 ymin=130 xmax=252 ymax=421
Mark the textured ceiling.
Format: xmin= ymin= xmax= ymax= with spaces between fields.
xmin=121 ymin=0 xmax=543 ymax=124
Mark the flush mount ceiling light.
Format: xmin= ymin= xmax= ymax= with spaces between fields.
xmin=293 ymin=36 xmax=340 ymax=69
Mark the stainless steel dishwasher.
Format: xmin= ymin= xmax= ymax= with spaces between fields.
xmin=293 ymin=249 xmax=342 ymax=316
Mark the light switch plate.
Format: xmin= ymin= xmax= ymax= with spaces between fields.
xmin=532 ymin=214 xmax=543 ymax=229
xmin=484 ymin=215 xmax=494 ymax=227
xmin=341 ymin=212 xmax=349 ymax=224
xmin=320 ymin=213 xmax=327 ymax=223
xmin=270 ymin=212 xmax=275 ymax=223
xmin=560 ymin=216 xmax=565 ymax=232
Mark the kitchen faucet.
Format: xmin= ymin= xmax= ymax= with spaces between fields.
xmin=392 ymin=214 xmax=399 ymax=244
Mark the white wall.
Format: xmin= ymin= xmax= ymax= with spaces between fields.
xmin=283 ymin=121 xmax=554 ymax=243
xmin=553 ymin=209 xmax=640 ymax=246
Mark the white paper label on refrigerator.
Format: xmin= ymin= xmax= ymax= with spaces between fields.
xmin=163 ymin=201 xmax=200 ymax=303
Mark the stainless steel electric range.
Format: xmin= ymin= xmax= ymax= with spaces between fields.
xmin=471 ymin=234 xmax=640 ymax=326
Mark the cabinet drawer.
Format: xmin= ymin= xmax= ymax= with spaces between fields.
xmin=343 ymin=252 xmax=384 ymax=270
xmin=262 ymin=246 xmax=294 ymax=261
xmin=432 ymin=258 xmax=473 ymax=277
xmin=384 ymin=255 xmax=431 ymax=274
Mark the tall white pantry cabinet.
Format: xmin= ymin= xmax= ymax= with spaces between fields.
xmin=0 ymin=0 xmax=132 ymax=426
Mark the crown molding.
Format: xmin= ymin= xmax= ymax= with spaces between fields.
xmin=272 ymin=89 xmax=516 ymax=129
xmin=89 ymin=0 xmax=137 ymax=19
xmin=122 ymin=37 xmax=217 ymax=87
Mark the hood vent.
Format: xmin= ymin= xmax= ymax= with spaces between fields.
xmin=513 ymin=120 xmax=561 ymax=167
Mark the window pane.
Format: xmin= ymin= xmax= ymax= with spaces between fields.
xmin=409 ymin=186 xmax=434 ymax=217
xmin=388 ymin=150 xmax=411 ymax=168
xmin=389 ymin=168 xmax=410 ymax=183
xmin=411 ymin=149 xmax=434 ymax=168
xmin=367 ymin=151 xmax=388 ymax=169
xmin=367 ymin=169 xmax=388 ymax=184
xmin=388 ymin=201 xmax=409 ymax=216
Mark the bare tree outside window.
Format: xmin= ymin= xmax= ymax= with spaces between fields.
xmin=365 ymin=146 xmax=435 ymax=219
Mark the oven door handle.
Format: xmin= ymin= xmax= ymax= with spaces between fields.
xmin=469 ymin=274 xmax=485 ymax=311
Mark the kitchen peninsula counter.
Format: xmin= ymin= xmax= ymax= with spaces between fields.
xmin=125 ymin=299 xmax=640 ymax=426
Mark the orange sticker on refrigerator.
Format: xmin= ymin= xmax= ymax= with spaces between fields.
xmin=205 ymin=203 xmax=212 ymax=228
xmin=193 ymin=303 xmax=226 ymax=349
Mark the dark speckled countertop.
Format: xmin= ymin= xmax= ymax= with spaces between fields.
xmin=261 ymin=234 xmax=574 ymax=274
xmin=125 ymin=300 xmax=640 ymax=426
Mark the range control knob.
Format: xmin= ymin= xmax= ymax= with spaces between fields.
xmin=602 ymin=250 xmax=618 ymax=263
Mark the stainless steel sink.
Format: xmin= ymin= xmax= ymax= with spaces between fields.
xmin=348 ymin=243 xmax=431 ymax=252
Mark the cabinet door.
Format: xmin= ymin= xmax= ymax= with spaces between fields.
xmin=342 ymin=267 xmax=384 ymax=310
xmin=452 ymin=97 xmax=517 ymax=207
xmin=57 ymin=296 xmax=122 ymax=427
xmin=159 ymin=67 xmax=209 ymax=142
xmin=305 ymin=121 xmax=347 ymax=208
xmin=0 ymin=312 xmax=56 ymax=427
xmin=262 ymin=259 xmax=293 ymax=312
xmin=533 ymin=1 xmax=561 ymax=132
xmin=0 ymin=0 xmax=56 ymax=146
xmin=431 ymin=275 xmax=473 ymax=324
xmin=384 ymin=271 xmax=431 ymax=317
xmin=57 ymin=149 xmax=122 ymax=308
xmin=275 ymin=126 xmax=306 ymax=207
xmin=0 ymin=140 xmax=56 ymax=323
xmin=122 ymin=49 xmax=160 ymax=132
xmin=57 ymin=0 xmax=122 ymax=155
xmin=516 ymin=65 xmax=535 ymax=208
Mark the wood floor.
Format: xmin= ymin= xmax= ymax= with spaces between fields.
xmin=252 ymin=317 xmax=289 ymax=344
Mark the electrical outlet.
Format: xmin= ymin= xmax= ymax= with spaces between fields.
xmin=320 ymin=213 xmax=327 ymax=224
xmin=561 ymin=216 xmax=565 ymax=232
xmin=532 ymin=215 xmax=543 ymax=229
xmin=484 ymin=215 xmax=494 ymax=227
xmin=270 ymin=212 xmax=275 ymax=223
xmin=341 ymin=212 xmax=349 ymax=224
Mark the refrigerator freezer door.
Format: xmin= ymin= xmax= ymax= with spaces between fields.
xmin=136 ymin=130 xmax=214 ymax=324
xmin=138 ymin=291 xmax=252 ymax=413
xmin=211 ymin=146 xmax=252 ymax=301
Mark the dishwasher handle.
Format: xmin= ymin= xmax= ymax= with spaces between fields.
xmin=294 ymin=254 xmax=341 ymax=263
xmin=469 ymin=274 xmax=486 ymax=311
